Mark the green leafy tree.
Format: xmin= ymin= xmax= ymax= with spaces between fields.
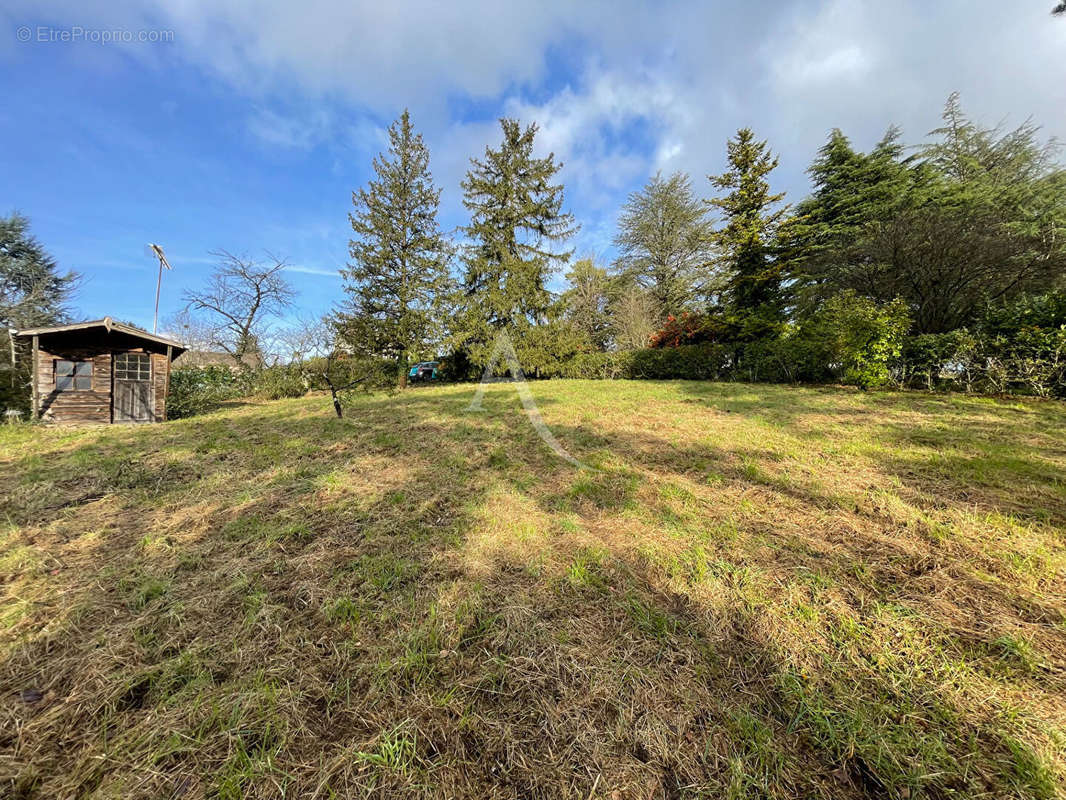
xmin=457 ymin=118 xmax=577 ymax=370
xmin=1 ymin=212 xmax=78 ymax=412
xmin=335 ymin=110 xmax=451 ymax=387
xmin=794 ymin=291 xmax=911 ymax=389
xmin=708 ymin=128 xmax=789 ymax=335
xmin=612 ymin=172 xmax=716 ymax=318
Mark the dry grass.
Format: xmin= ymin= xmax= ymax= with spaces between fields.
xmin=1 ymin=380 xmax=1065 ymax=799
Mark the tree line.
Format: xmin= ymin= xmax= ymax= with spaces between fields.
xmin=3 ymin=92 xmax=1065 ymax=418
xmin=332 ymin=94 xmax=1066 ymax=395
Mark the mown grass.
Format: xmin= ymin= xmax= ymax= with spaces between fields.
xmin=1 ymin=380 xmax=1064 ymax=799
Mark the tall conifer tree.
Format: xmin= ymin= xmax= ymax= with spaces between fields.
xmin=336 ymin=110 xmax=450 ymax=387
xmin=709 ymin=128 xmax=788 ymax=332
xmin=612 ymin=172 xmax=716 ymax=318
xmin=458 ymin=118 xmax=577 ymax=368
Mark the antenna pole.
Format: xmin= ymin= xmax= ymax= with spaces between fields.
xmin=153 ymin=256 xmax=164 ymax=334
xmin=149 ymin=244 xmax=171 ymax=334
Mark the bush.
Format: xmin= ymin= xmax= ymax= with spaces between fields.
xmin=900 ymin=330 xmax=980 ymax=391
xmin=895 ymin=294 xmax=1066 ymax=397
xmin=167 ymin=366 xmax=245 ymax=419
xmin=247 ymin=364 xmax=309 ymax=400
xmin=630 ymin=343 xmax=731 ymax=380
xmin=550 ymin=350 xmax=635 ymax=379
xmin=982 ymin=327 xmax=1066 ymax=398
xmin=547 ymin=344 xmax=730 ymax=381
xmin=794 ymin=292 xmax=911 ymax=389
xmin=648 ymin=313 xmax=715 ymax=348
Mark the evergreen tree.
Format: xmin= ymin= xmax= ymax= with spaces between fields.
xmin=708 ymin=128 xmax=789 ymax=333
xmin=1 ymin=212 xmax=77 ymax=331
xmin=790 ymin=96 xmax=1066 ymax=333
xmin=561 ymin=258 xmax=611 ymax=350
xmin=458 ymin=118 xmax=577 ymax=369
xmin=1 ymin=212 xmax=78 ymax=413
xmin=784 ymin=127 xmax=909 ymax=314
xmin=612 ymin=172 xmax=716 ymax=318
xmin=336 ymin=110 xmax=451 ymax=387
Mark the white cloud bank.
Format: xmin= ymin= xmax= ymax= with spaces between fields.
xmin=6 ymin=0 xmax=1065 ymax=258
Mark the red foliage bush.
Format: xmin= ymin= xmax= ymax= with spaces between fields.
xmin=648 ymin=312 xmax=715 ymax=349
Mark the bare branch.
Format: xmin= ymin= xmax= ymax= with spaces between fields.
xmin=181 ymin=250 xmax=297 ymax=368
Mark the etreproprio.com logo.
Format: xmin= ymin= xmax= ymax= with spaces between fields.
xmin=16 ymin=25 xmax=175 ymax=44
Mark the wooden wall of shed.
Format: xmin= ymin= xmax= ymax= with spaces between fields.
xmin=36 ymin=346 xmax=112 ymax=424
xmin=151 ymin=352 xmax=168 ymax=422
xmin=29 ymin=329 xmax=176 ymax=424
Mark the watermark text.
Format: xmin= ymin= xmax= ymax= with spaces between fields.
xmin=16 ymin=25 xmax=175 ymax=44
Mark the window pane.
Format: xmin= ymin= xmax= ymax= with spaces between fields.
xmin=75 ymin=361 xmax=93 ymax=375
xmin=56 ymin=375 xmax=73 ymax=390
xmin=74 ymin=375 xmax=92 ymax=390
xmin=56 ymin=360 xmax=74 ymax=376
xmin=114 ymin=353 xmax=150 ymax=381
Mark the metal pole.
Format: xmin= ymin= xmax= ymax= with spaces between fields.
xmin=153 ymin=256 xmax=164 ymax=334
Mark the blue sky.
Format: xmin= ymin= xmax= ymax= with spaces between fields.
xmin=2 ymin=1 xmax=1064 ymax=334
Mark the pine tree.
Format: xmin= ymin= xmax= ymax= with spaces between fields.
xmin=336 ymin=110 xmax=451 ymax=387
xmin=1 ymin=212 xmax=78 ymax=412
xmin=612 ymin=172 xmax=716 ymax=318
xmin=458 ymin=118 xmax=577 ymax=369
xmin=784 ymin=127 xmax=908 ymax=313
xmin=1 ymin=212 xmax=77 ymax=331
xmin=709 ymin=129 xmax=788 ymax=333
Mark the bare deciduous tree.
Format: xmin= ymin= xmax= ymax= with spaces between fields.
xmin=279 ymin=318 xmax=391 ymax=418
xmin=610 ymin=283 xmax=660 ymax=351
xmin=162 ymin=309 xmax=217 ymax=352
xmin=182 ymin=250 xmax=296 ymax=368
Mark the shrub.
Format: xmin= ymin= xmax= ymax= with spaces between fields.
xmin=649 ymin=313 xmax=714 ymax=348
xmin=982 ymin=327 xmax=1066 ymax=398
xmin=167 ymin=366 xmax=245 ymax=419
xmin=630 ymin=343 xmax=731 ymax=380
xmin=247 ymin=365 xmax=309 ymax=400
xmin=550 ymin=351 xmax=635 ymax=380
xmin=900 ymin=330 xmax=980 ymax=391
xmin=796 ymin=292 xmax=911 ymax=389
xmin=896 ymin=295 xmax=1066 ymax=398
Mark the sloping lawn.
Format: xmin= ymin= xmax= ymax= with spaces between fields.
xmin=1 ymin=380 xmax=1065 ymax=799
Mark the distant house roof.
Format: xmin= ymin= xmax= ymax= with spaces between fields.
xmin=15 ymin=316 xmax=186 ymax=353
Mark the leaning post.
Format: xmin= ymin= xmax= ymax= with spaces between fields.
xmin=31 ymin=334 xmax=39 ymax=419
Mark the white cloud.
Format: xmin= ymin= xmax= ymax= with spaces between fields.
xmin=283 ymin=265 xmax=341 ymax=277
xmin=246 ymin=107 xmax=334 ymax=149
xmin=7 ymin=0 xmax=1065 ymax=258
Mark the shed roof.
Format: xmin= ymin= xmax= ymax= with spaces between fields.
xmin=15 ymin=317 xmax=187 ymax=353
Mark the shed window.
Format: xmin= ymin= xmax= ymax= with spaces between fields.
xmin=114 ymin=353 xmax=151 ymax=380
xmin=55 ymin=360 xmax=93 ymax=391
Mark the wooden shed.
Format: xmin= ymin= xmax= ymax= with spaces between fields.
xmin=15 ymin=317 xmax=186 ymax=424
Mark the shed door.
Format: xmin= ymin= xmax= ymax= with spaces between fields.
xmin=113 ymin=353 xmax=153 ymax=422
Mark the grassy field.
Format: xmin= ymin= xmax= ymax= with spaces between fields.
xmin=1 ymin=380 xmax=1065 ymax=799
